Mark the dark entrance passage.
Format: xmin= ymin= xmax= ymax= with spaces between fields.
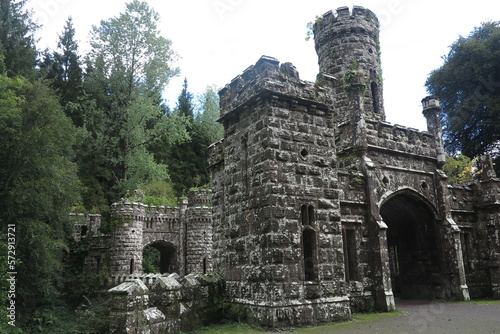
xmin=142 ymin=241 xmax=177 ymax=274
xmin=381 ymin=191 xmax=443 ymax=299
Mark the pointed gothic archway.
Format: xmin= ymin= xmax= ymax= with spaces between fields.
xmin=380 ymin=189 xmax=444 ymax=299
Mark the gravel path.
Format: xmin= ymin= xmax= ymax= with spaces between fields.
xmin=286 ymin=299 xmax=500 ymax=334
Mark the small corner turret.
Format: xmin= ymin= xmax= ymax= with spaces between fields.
xmin=422 ymin=95 xmax=446 ymax=166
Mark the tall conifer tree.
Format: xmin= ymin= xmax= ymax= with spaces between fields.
xmin=0 ymin=0 xmax=38 ymax=77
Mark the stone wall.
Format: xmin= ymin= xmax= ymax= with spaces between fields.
xmin=70 ymin=213 xmax=101 ymax=242
xmin=108 ymin=273 xmax=224 ymax=334
xmin=211 ymin=55 xmax=351 ymax=327
xmin=448 ymin=175 xmax=500 ymax=298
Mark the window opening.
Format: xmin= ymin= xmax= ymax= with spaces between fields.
xmin=301 ymin=204 xmax=314 ymax=226
xmin=130 ymin=258 xmax=134 ymax=275
xmin=241 ymin=135 xmax=249 ymax=192
xmin=343 ymin=228 xmax=358 ymax=281
xmin=371 ymin=81 xmax=379 ymax=113
xmin=303 ymin=229 xmax=317 ymax=281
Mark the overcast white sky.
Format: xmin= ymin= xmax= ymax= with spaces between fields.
xmin=31 ymin=0 xmax=499 ymax=131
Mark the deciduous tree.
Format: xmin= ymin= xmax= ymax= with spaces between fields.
xmin=80 ymin=0 xmax=188 ymax=209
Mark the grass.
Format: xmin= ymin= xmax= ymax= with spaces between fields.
xmin=186 ymin=322 xmax=264 ymax=334
xmin=458 ymin=299 xmax=500 ymax=305
xmin=187 ymin=311 xmax=404 ymax=334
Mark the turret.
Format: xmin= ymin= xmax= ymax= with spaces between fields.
xmin=314 ymin=6 xmax=384 ymax=121
xmin=109 ymin=201 xmax=146 ymax=275
xmin=422 ymin=96 xmax=446 ymax=167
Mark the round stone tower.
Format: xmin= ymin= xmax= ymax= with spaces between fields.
xmin=314 ymin=6 xmax=384 ymax=121
xmin=109 ymin=201 xmax=145 ymax=275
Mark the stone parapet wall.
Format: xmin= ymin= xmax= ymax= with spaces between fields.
xmin=363 ymin=120 xmax=437 ymax=158
xmin=108 ymin=273 xmax=224 ymax=334
xmin=218 ymin=56 xmax=334 ymax=119
xmin=476 ymin=179 xmax=500 ymax=207
xmin=70 ymin=213 xmax=101 ymax=242
xmin=108 ymin=273 xmax=163 ymax=289
xmin=449 ymin=185 xmax=475 ymax=212
xmin=187 ymin=188 xmax=212 ymax=207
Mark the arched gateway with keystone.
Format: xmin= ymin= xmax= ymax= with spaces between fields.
xmin=74 ymin=5 xmax=500 ymax=330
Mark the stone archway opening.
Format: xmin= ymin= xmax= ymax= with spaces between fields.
xmin=142 ymin=241 xmax=177 ymax=274
xmin=380 ymin=191 xmax=443 ymax=299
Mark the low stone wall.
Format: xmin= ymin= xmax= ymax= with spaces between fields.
xmin=108 ymin=273 xmax=163 ymax=289
xmin=108 ymin=273 xmax=224 ymax=334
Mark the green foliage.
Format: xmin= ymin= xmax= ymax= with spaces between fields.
xmin=178 ymin=77 xmax=195 ymax=119
xmin=139 ymin=179 xmax=178 ymax=206
xmin=161 ymin=80 xmax=217 ymax=196
xmin=26 ymin=306 xmax=77 ymax=334
xmin=74 ymin=297 xmax=110 ymax=334
xmin=63 ymin=240 xmax=109 ymax=306
xmin=442 ymin=154 xmax=478 ymax=184
xmin=79 ymin=0 xmax=188 ymax=208
xmin=0 ymin=74 xmax=81 ymax=330
xmin=0 ymin=0 xmax=38 ymax=77
xmin=343 ymin=60 xmax=366 ymax=94
xmin=88 ymin=0 xmax=179 ymax=100
xmin=142 ymin=246 xmax=161 ymax=273
xmin=426 ymin=21 xmax=500 ymax=171
xmin=305 ymin=15 xmax=323 ymax=41
xmin=40 ymin=17 xmax=84 ymax=126
xmin=196 ymin=85 xmax=224 ymax=143
xmin=209 ymin=294 xmax=254 ymax=325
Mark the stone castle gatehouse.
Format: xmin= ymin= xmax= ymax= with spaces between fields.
xmin=75 ymin=6 xmax=500 ymax=331
xmin=208 ymin=5 xmax=500 ymax=328
xmin=73 ymin=189 xmax=213 ymax=280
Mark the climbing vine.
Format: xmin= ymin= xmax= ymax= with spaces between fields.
xmin=343 ymin=61 xmax=366 ymax=94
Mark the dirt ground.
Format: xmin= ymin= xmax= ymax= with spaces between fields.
xmin=286 ymin=299 xmax=500 ymax=334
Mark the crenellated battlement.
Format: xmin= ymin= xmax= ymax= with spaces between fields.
xmin=187 ymin=188 xmax=211 ymax=207
xmin=108 ymin=273 xmax=225 ymax=333
xmin=73 ymin=189 xmax=213 ymax=276
xmin=70 ymin=213 xmax=101 ymax=241
xmin=314 ymin=6 xmax=379 ymax=37
xmin=313 ymin=6 xmax=379 ymax=55
xmin=218 ymin=56 xmax=335 ymax=120
xmin=363 ymin=119 xmax=437 ymax=157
